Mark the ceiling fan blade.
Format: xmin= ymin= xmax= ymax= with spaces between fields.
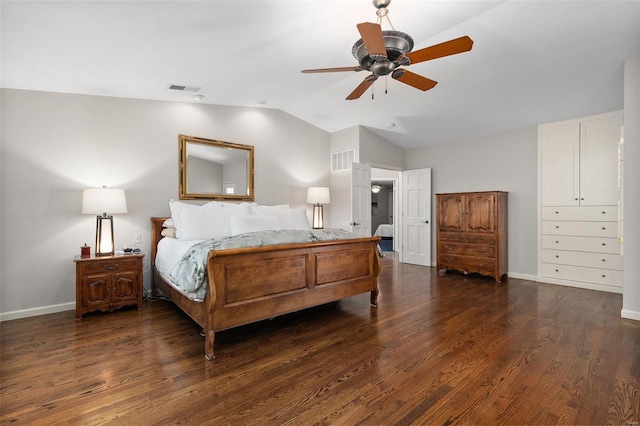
xmin=404 ymin=35 xmax=473 ymax=65
xmin=392 ymin=69 xmax=438 ymax=91
xmin=346 ymin=75 xmax=378 ymax=100
xmin=301 ymin=66 xmax=362 ymax=74
xmin=357 ymin=22 xmax=387 ymax=61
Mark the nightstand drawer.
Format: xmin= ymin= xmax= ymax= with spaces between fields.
xmin=82 ymin=258 xmax=138 ymax=274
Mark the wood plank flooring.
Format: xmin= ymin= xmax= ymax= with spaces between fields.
xmin=2 ymin=253 xmax=639 ymax=425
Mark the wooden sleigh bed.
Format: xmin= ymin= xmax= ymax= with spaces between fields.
xmin=151 ymin=217 xmax=381 ymax=360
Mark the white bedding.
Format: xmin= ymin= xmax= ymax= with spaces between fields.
xmin=155 ymin=237 xmax=203 ymax=277
xmin=374 ymin=224 xmax=394 ymax=238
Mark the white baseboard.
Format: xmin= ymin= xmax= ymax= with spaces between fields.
xmin=0 ymin=302 xmax=75 ymax=322
xmin=536 ymin=276 xmax=623 ymax=294
xmin=506 ymin=272 xmax=537 ymax=281
xmin=621 ymin=309 xmax=640 ymax=321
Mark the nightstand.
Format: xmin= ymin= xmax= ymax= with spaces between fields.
xmin=74 ymin=253 xmax=144 ymax=319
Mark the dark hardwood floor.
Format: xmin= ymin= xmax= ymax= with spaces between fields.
xmin=2 ymin=253 xmax=639 ymax=425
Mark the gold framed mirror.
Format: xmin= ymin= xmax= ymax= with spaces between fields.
xmin=179 ymin=134 xmax=254 ymax=201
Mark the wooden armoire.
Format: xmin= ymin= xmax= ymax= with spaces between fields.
xmin=436 ymin=191 xmax=508 ymax=282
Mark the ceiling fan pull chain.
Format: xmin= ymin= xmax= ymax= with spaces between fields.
xmin=385 ymin=75 xmax=388 ymax=94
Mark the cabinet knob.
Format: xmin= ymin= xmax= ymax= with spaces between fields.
xmin=555 ymin=269 xmax=559 ymax=272
xmin=602 ymin=259 xmax=606 ymax=262
xmin=602 ymin=211 xmax=606 ymax=214
xmin=602 ymin=275 xmax=606 ymax=278
xmin=602 ymin=227 xmax=606 ymax=230
xmin=574 ymin=198 xmax=578 ymax=201
xmin=555 ymin=225 xmax=559 ymax=228
xmin=555 ymin=255 xmax=559 ymax=258
xmin=602 ymin=243 xmax=606 ymax=246
xmin=581 ymin=198 xmax=584 ymax=201
xmin=556 ymin=241 xmax=559 ymax=243
xmin=555 ymin=211 xmax=559 ymax=214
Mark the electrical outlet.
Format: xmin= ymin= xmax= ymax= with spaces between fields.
xmin=133 ymin=233 xmax=142 ymax=244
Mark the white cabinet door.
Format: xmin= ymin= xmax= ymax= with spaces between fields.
xmin=541 ymin=123 xmax=580 ymax=206
xmin=580 ymin=115 xmax=622 ymax=206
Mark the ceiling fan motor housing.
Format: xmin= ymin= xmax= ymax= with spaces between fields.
xmin=352 ymin=30 xmax=414 ymax=76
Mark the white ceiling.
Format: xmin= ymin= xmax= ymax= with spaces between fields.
xmin=2 ymin=1 xmax=639 ymax=149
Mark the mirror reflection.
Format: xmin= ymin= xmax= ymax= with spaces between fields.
xmin=179 ymin=135 xmax=254 ymax=201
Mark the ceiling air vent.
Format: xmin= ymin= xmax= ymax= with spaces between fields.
xmin=168 ymin=84 xmax=201 ymax=92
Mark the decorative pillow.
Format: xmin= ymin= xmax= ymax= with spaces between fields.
xmin=162 ymin=217 xmax=175 ymax=229
xmin=168 ymin=200 xmax=231 ymax=240
xmin=229 ymin=215 xmax=282 ymax=236
xmin=161 ymin=227 xmax=176 ymax=238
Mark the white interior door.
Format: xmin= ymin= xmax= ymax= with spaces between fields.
xmin=402 ymin=168 xmax=432 ymax=266
xmin=351 ymin=162 xmax=371 ymax=236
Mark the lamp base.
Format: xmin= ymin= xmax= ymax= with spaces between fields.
xmin=312 ymin=204 xmax=324 ymax=229
xmin=95 ymin=215 xmax=115 ymax=256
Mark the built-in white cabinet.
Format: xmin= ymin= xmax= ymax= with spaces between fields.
xmin=538 ymin=111 xmax=623 ymax=293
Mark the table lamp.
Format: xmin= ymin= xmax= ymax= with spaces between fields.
xmin=82 ymin=186 xmax=128 ymax=256
xmin=306 ymin=187 xmax=331 ymax=229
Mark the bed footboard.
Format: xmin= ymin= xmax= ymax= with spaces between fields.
xmin=151 ymin=217 xmax=381 ymax=360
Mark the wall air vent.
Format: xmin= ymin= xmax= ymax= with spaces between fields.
xmin=331 ymin=149 xmax=355 ymax=172
xmin=168 ymin=84 xmax=201 ymax=92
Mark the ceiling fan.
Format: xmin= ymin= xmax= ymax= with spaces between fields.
xmin=301 ymin=0 xmax=474 ymax=100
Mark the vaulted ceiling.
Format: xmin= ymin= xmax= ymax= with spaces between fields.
xmin=2 ymin=1 xmax=639 ymax=149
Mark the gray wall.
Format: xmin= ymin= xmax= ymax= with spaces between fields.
xmin=405 ymin=126 xmax=539 ymax=276
xmin=0 ymin=89 xmax=330 ymax=317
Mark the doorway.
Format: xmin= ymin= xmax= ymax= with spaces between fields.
xmin=371 ymin=168 xmax=400 ymax=253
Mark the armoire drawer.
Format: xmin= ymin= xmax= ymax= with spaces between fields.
xmin=541 ymin=263 xmax=622 ymax=287
xmin=438 ymin=242 xmax=495 ymax=258
xmin=541 ymin=221 xmax=618 ymax=238
xmin=541 ymin=249 xmax=622 ymax=270
xmin=541 ymin=235 xmax=620 ymax=254
xmin=542 ymin=206 xmax=618 ymax=221
xmin=438 ymin=255 xmax=496 ymax=276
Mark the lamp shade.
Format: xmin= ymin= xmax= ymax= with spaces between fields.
xmin=82 ymin=188 xmax=128 ymax=215
xmin=306 ymin=187 xmax=331 ymax=204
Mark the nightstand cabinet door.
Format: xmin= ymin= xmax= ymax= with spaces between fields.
xmin=82 ymin=274 xmax=112 ymax=308
xmin=75 ymin=254 xmax=144 ymax=319
xmin=112 ymin=272 xmax=138 ymax=303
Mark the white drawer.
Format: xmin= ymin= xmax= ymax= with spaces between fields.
xmin=541 ymin=249 xmax=622 ymax=270
xmin=541 ymin=235 xmax=620 ymax=254
xmin=541 ymin=263 xmax=622 ymax=287
xmin=541 ymin=221 xmax=618 ymax=237
xmin=542 ymin=206 xmax=618 ymax=221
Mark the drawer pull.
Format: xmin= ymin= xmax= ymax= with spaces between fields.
xmin=555 ymin=269 xmax=559 ymax=272
xmin=555 ymin=211 xmax=559 ymax=214
xmin=602 ymin=227 xmax=606 ymax=230
xmin=574 ymin=198 xmax=578 ymax=201
xmin=602 ymin=211 xmax=606 ymax=214
xmin=556 ymin=241 xmax=559 ymax=244
xmin=602 ymin=275 xmax=606 ymax=278
xmin=555 ymin=255 xmax=559 ymax=258
xmin=555 ymin=225 xmax=559 ymax=229
xmin=581 ymin=198 xmax=584 ymax=201
xmin=105 ymin=264 xmax=119 ymax=270
xmin=602 ymin=259 xmax=606 ymax=262
xmin=602 ymin=243 xmax=606 ymax=246
xmin=89 ymin=279 xmax=105 ymax=287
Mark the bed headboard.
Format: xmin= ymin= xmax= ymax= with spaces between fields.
xmin=150 ymin=217 xmax=169 ymax=265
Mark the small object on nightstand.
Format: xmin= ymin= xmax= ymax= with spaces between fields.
xmin=81 ymin=244 xmax=90 ymax=258
xmin=74 ymin=253 xmax=144 ymax=319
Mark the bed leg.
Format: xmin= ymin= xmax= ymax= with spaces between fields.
xmin=204 ymin=330 xmax=215 ymax=360
xmin=370 ymin=289 xmax=379 ymax=307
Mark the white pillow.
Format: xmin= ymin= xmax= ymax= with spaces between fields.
xmin=162 ymin=217 xmax=175 ymax=228
xmin=229 ymin=215 xmax=282 ymax=235
xmin=168 ymin=200 xmax=231 ymax=240
xmin=223 ymin=202 xmax=253 ymax=218
xmin=251 ymin=204 xmax=291 ymax=215
xmin=275 ymin=208 xmax=311 ymax=230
